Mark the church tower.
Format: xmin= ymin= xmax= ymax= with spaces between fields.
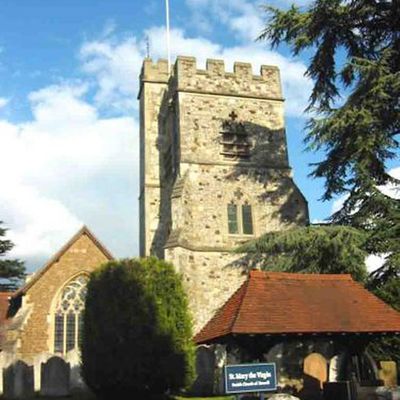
xmin=139 ymin=56 xmax=309 ymax=331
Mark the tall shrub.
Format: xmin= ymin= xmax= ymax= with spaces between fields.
xmin=81 ymin=257 xmax=195 ymax=399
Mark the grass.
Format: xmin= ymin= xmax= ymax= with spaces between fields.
xmin=175 ymin=397 xmax=234 ymax=400
xmin=21 ymin=394 xmax=234 ymax=400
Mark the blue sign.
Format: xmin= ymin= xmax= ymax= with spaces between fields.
xmin=225 ymin=363 xmax=277 ymax=394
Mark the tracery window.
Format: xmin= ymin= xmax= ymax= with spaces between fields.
xmin=53 ymin=275 xmax=88 ymax=354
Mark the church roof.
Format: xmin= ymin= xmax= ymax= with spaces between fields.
xmin=195 ymin=270 xmax=400 ymax=344
xmin=13 ymin=225 xmax=113 ymax=297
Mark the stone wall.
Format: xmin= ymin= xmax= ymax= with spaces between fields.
xmin=178 ymin=92 xmax=288 ymax=166
xmin=3 ymin=232 xmax=111 ymax=364
xmin=165 ymin=247 xmax=246 ymax=331
xmin=167 ymin=164 xmax=307 ymax=249
xmin=139 ymin=56 xmax=309 ymax=331
xmin=139 ymin=59 xmax=169 ymax=257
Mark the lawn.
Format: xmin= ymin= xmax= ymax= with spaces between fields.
xmin=175 ymin=397 xmax=234 ymax=400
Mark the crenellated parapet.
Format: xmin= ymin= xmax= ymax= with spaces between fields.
xmin=171 ymin=56 xmax=283 ymax=100
xmin=139 ymin=56 xmax=284 ymax=100
xmin=139 ymin=58 xmax=170 ymax=85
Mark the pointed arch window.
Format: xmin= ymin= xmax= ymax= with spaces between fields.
xmin=53 ymin=275 xmax=88 ymax=354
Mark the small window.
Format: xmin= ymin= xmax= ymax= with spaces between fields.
xmin=227 ymin=203 xmax=254 ymax=235
xmin=227 ymin=204 xmax=238 ymax=234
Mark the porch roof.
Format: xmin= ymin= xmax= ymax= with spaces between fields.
xmin=195 ymin=271 xmax=400 ymax=344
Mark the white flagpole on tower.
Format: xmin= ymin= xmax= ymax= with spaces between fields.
xmin=165 ymin=0 xmax=171 ymax=72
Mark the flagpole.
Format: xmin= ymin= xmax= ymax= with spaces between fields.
xmin=165 ymin=0 xmax=171 ymax=72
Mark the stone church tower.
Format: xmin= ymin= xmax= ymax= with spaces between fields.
xmin=139 ymin=56 xmax=309 ymax=331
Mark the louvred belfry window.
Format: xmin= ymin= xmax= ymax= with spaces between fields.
xmin=220 ymin=111 xmax=250 ymax=159
xmin=53 ymin=275 xmax=88 ymax=354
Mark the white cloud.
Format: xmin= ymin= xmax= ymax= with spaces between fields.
xmin=1 ymin=17 xmax=313 ymax=270
xmin=185 ymin=0 xmax=313 ymax=42
xmin=0 ymin=97 xmax=9 ymax=109
xmin=80 ymin=26 xmax=311 ymax=117
xmin=331 ymin=194 xmax=349 ymax=215
xmin=330 ymin=167 xmax=399 ymax=274
xmin=379 ymin=167 xmax=400 ymax=199
xmin=1 ymin=183 xmax=82 ymax=261
xmin=0 ymin=82 xmax=138 ymax=270
xmin=185 ymin=0 xmax=263 ymax=41
xmin=80 ymin=38 xmax=143 ymax=111
xmin=365 ymin=253 xmax=387 ymax=274
xmin=332 ymin=167 xmax=400 ymax=216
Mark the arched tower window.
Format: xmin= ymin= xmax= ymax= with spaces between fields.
xmin=53 ymin=275 xmax=88 ymax=355
xmin=227 ymin=200 xmax=254 ymax=235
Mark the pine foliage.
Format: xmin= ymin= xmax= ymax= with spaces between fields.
xmin=255 ymin=0 xmax=400 ymax=368
xmin=0 ymin=221 xmax=25 ymax=291
xmin=81 ymin=257 xmax=195 ymax=399
xmin=259 ymin=0 xmax=400 ymax=281
xmin=237 ymin=225 xmax=368 ymax=282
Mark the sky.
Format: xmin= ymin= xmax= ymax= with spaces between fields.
xmin=0 ymin=0 xmax=398 ymax=273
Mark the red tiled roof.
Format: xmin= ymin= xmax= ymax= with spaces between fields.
xmin=195 ymin=271 xmax=400 ymax=344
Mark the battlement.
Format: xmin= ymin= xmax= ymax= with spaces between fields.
xmin=140 ymin=58 xmax=170 ymax=83
xmin=171 ymin=56 xmax=283 ymax=100
xmin=140 ymin=56 xmax=284 ymax=100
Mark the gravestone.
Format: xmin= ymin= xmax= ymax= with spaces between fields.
xmin=33 ymin=353 xmax=52 ymax=392
xmin=191 ymin=345 xmax=215 ymax=396
xmin=214 ymin=344 xmax=227 ymax=395
xmin=65 ymin=349 xmax=87 ymax=392
xmin=303 ymin=353 xmax=327 ymax=389
xmin=328 ymin=353 xmax=346 ymax=382
xmin=40 ymin=356 xmax=70 ymax=397
xmin=379 ymin=361 xmax=398 ymax=387
xmin=3 ymin=360 xmax=34 ymax=399
xmin=301 ymin=353 xmax=327 ymax=400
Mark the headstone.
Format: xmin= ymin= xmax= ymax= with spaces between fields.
xmin=40 ymin=356 xmax=70 ymax=397
xmin=3 ymin=360 xmax=34 ymax=399
xmin=268 ymin=395 xmax=300 ymax=400
xmin=33 ymin=353 xmax=52 ymax=392
xmin=303 ymin=353 xmax=328 ymax=389
xmin=214 ymin=344 xmax=227 ymax=395
xmin=328 ymin=353 xmax=346 ymax=382
xmin=190 ymin=345 xmax=215 ymax=396
xmin=301 ymin=353 xmax=327 ymax=400
xmin=378 ymin=361 xmax=397 ymax=387
xmin=65 ymin=349 xmax=87 ymax=392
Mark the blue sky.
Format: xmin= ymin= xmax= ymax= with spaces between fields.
xmin=1 ymin=0 xmax=397 ymax=272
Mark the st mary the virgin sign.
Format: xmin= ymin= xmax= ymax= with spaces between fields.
xmin=225 ymin=363 xmax=277 ymax=394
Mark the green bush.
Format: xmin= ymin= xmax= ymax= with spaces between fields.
xmin=81 ymin=257 xmax=195 ymax=399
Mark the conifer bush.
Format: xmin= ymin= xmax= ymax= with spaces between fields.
xmin=81 ymin=257 xmax=195 ymax=399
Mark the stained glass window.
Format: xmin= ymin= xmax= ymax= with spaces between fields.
xmin=53 ymin=275 xmax=88 ymax=355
